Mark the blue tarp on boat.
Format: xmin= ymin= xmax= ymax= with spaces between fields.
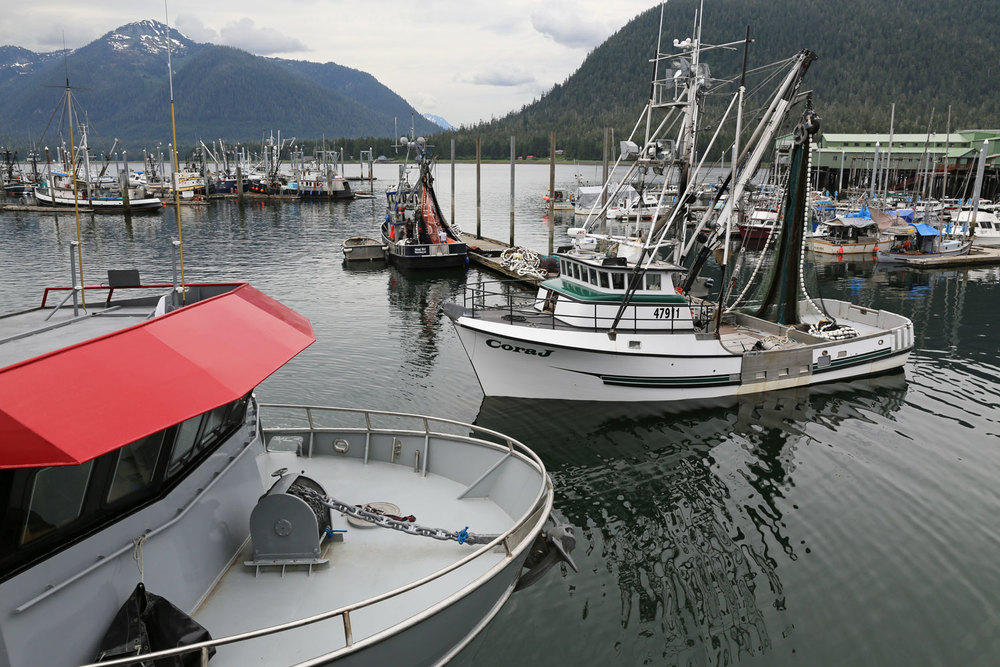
xmin=910 ymin=222 xmax=940 ymax=236
xmin=888 ymin=208 xmax=915 ymax=223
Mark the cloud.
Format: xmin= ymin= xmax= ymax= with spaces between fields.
xmin=175 ymin=14 xmax=218 ymax=43
xmin=467 ymin=68 xmax=537 ymax=87
xmin=530 ymin=11 xmax=610 ymax=49
xmin=36 ymin=24 xmax=97 ymax=50
xmin=217 ymin=18 xmax=306 ymax=55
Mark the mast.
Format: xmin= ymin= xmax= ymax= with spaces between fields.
xmin=64 ymin=47 xmax=86 ymax=309
xmin=941 ymin=105 xmax=951 ymax=200
xmin=882 ymin=103 xmax=895 ymax=201
xmin=165 ymin=2 xmax=186 ymax=299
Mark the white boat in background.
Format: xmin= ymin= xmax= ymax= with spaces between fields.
xmin=0 ymin=250 xmax=571 ymax=666
xmin=34 ymin=169 xmax=164 ymax=212
xmin=876 ymin=222 xmax=972 ymax=263
xmin=953 ymin=208 xmax=1000 ymax=247
xmin=444 ymin=23 xmax=913 ymax=403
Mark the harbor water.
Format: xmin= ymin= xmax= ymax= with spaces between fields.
xmin=1 ymin=162 xmax=998 ymax=666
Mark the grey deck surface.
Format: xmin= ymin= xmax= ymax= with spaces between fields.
xmin=193 ymin=450 xmax=512 ymax=666
xmin=0 ymin=302 xmax=160 ymax=368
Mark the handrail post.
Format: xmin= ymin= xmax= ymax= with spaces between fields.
xmin=343 ymin=611 xmax=354 ymax=646
xmin=421 ymin=417 xmax=430 ymax=477
xmin=364 ymin=411 xmax=372 ymax=464
xmin=306 ymin=407 xmax=315 ymax=457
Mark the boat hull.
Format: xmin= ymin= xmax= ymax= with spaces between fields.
xmin=808 ymin=238 xmax=883 ymax=255
xmin=446 ymin=300 xmax=913 ymax=402
xmin=34 ymin=189 xmax=164 ymax=212
xmin=342 ymin=237 xmax=388 ymax=261
xmin=876 ymin=241 xmax=972 ymax=263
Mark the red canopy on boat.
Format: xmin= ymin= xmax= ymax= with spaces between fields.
xmin=0 ymin=284 xmax=315 ymax=469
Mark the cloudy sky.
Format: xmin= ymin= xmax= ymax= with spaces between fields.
xmin=0 ymin=1 xmax=658 ymax=126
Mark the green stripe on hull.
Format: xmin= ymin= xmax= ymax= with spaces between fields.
xmin=814 ymin=347 xmax=892 ymax=371
xmin=602 ymin=374 xmax=733 ymax=387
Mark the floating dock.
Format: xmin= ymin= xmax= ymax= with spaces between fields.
xmin=891 ymin=245 xmax=1000 ymax=268
xmin=459 ymin=232 xmax=554 ymax=287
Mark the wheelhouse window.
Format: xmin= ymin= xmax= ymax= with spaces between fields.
xmin=612 ymin=273 xmax=625 ymax=290
xmin=599 ymin=271 xmax=610 ymax=289
xmin=588 ymin=268 xmax=598 ymax=284
xmin=167 ymin=415 xmax=203 ymax=478
xmin=646 ymin=273 xmax=662 ymax=291
xmin=107 ymin=431 xmax=165 ymax=503
xmin=21 ymin=461 xmax=94 ymax=545
xmin=2 ymin=392 xmax=254 ymax=581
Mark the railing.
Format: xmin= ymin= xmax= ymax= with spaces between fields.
xmin=40 ymin=281 xmax=245 ymax=308
xmin=76 ymin=403 xmax=552 ymax=667
xmin=462 ymin=278 xmax=716 ymax=334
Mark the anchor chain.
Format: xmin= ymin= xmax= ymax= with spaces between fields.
xmin=294 ymin=486 xmax=500 ymax=546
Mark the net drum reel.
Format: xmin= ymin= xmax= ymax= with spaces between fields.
xmin=244 ymin=472 xmax=339 ymax=575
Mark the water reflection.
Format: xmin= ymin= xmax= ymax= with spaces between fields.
xmin=474 ymin=373 xmax=907 ymax=665
xmin=385 ymin=265 xmax=467 ymax=376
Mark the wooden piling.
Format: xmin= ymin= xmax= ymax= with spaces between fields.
xmin=601 ymin=127 xmax=609 ymax=234
xmin=510 ymin=135 xmax=516 ymax=248
xmin=476 ymin=135 xmax=482 ymax=239
xmin=450 ymin=139 xmax=456 ymax=225
xmin=548 ymin=132 xmax=556 ymax=254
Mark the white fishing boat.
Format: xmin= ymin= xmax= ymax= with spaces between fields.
xmin=543 ymin=187 xmax=576 ymax=211
xmin=0 ymin=252 xmax=571 ymax=666
xmin=953 ymin=208 xmax=1000 ymax=247
xmin=444 ymin=22 xmax=913 ymax=403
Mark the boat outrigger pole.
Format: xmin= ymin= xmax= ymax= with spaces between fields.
xmin=165 ymin=1 xmax=185 ymax=301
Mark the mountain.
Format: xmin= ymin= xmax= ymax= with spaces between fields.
xmin=0 ymin=20 xmax=437 ymax=150
xmin=423 ymin=114 xmax=453 ymax=131
xmin=440 ymin=0 xmax=1000 ymax=159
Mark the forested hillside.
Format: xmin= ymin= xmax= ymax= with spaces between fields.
xmin=438 ymin=0 xmax=998 ymax=159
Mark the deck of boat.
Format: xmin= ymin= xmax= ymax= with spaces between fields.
xmin=193 ymin=449 xmax=513 ymax=666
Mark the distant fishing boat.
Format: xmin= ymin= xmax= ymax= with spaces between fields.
xmin=807 ymin=205 xmax=894 ymax=256
xmin=876 ymin=222 xmax=972 ymax=263
xmin=543 ymin=187 xmax=575 ymax=211
xmin=381 ymin=138 xmax=467 ymax=269
xmin=34 ymin=168 xmax=163 ymax=212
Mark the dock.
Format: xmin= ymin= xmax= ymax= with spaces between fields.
xmin=459 ymin=232 xmax=554 ymax=286
xmin=892 ymin=245 xmax=1000 ymax=268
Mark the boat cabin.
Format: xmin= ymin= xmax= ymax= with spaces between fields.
xmin=536 ymin=252 xmax=706 ymax=331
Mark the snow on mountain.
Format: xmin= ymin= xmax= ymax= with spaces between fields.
xmin=102 ymin=19 xmax=194 ymax=56
xmin=423 ymin=113 xmax=453 ymax=130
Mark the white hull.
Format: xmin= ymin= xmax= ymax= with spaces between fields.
xmin=34 ymin=188 xmax=164 ymax=211
xmin=448 ymin=299 xmax=912 ymax=402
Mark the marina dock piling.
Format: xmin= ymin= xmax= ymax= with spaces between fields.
xmin=510 ymin=136 xmax=516 ymax=248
